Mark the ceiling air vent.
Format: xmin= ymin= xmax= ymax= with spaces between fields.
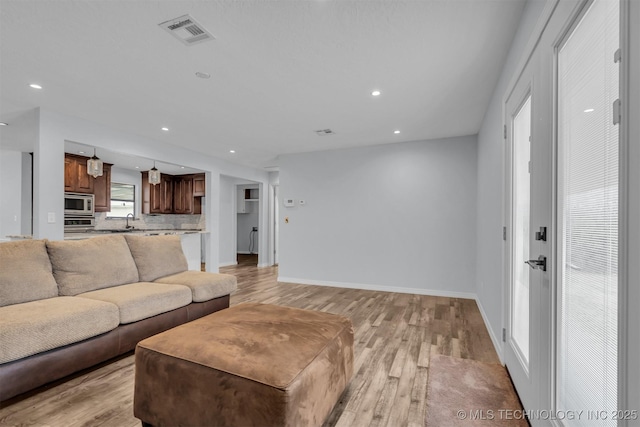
xmin=315 ymin=129 xmax=336 ymax=136
xmin=159 ymin=14 xmax=215 ymax=46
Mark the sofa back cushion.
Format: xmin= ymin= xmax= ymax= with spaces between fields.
xmin=47 ymin=235 xmax=140 ymax=296
xmin=0 ymin=240 xmax=59 ymax=307
xmin=124 ymin=234 xmax=188 ymax=282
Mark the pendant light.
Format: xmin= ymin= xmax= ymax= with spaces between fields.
xmin=87 ymin=148 xmax=103 ymax=178
xmin=148 ymin=161 xmax=161 ymax=185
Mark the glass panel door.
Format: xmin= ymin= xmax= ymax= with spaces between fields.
xmin=557 ymin=0 xmax=619 ymax=423
xmin=512 ymin=96 xmax=532 ymax=367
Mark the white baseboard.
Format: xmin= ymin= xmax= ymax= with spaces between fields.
xmin=237 ymin=251 xmax=258 ymax=255
xmin=475 ymin=297 xmax=504 ymax=364
xmin=257 ymin=263 xmax=271 ymax=268
xmin=276 ymin=276 xmax=477 ymax=300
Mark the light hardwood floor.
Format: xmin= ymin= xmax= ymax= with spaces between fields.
xmin=0 ymin=256 xmax=500 ymax=427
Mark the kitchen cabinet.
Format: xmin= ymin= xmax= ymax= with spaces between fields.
xmin=173 ymin=176 xmax=194 ymax=214
xmin=141 ymin=172 xmax=204 ymax=215
xmin=193 ymin=174 xmax=205 ymax=197
xmin=93 ymin=163 xmax=112 ymax=212
xmin=142 ymin=172 xmax=173 ymax=214
xmin=64 ymin=154 xmax=94 ymax=194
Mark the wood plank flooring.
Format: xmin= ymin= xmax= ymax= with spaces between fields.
xmin=0 ymin=258 xmax=501 ymax=427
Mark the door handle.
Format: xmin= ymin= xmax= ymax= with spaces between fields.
xmin=525 ymin=255 xmax=547 ymax=272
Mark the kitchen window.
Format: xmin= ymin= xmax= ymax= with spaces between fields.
xmin=108 ymin=183 xmax=135 ymax=218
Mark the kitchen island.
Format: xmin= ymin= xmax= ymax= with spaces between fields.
xmin=65 ymin=229 xmax=207 ymax=270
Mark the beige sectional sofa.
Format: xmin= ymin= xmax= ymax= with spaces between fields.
xmin=0 ymin=234 xmax=237 ymax=402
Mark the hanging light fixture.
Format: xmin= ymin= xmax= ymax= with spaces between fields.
xmin=87 ymin=148 xmax=104 ymax=178
xmin=148 ymin=161 xmax=161 ymax=185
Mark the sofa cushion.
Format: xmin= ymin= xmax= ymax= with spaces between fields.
xmin=77 ymin=282 xmax=192 ymax=324
xmin=154 ymin=271 xmax=237 ymax=302
xmin=47 ymin=235 xmax=140 ymax=296
xmin=0 ymin=296 xmax=119 ymax=364
xmin=0 ymin=240 xmax=59 ymax=307
xmin=124 ymin=235 xmax=188 ymax=282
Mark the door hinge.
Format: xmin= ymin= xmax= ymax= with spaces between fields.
xmin=613 ymin=99 xmax=621 ymax=125
xmin=502 ymin=328 xmax=506 ymax=342
xmin=614 ymin=48 xmax=622 ymax=63
xmin=503 ymin=125 xmax=507 ymax=139
xmin=503 ymin=226 xmax=507 ymax=241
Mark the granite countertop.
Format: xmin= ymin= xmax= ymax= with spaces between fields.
xmin=4 ymin=235 xmax=33 ymax=240
xmin=64 ymin=229 xmax=208 ymax=240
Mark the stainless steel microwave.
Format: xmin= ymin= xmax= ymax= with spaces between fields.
xmin=64 ymin=193 xmax=94 ymax=216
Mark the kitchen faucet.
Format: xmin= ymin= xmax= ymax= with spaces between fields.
xmin=126 ymin=213 xmax=135 ymax=229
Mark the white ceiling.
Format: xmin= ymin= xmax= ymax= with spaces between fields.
xmin=0 ymin=0 xmax=526 ymax=170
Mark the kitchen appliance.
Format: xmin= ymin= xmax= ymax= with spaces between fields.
xmin=64 ymin=193 xmax=94 ymax=216
xmin=63 ymin=216 xmax=95 ymax=232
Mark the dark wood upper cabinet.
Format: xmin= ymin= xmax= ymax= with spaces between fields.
xmin=65 ymin=154 xmax=112 ymax=212
xmin=173 ymin=176 xmax=194 ymax=214
xmin=142 ymin=172 xmax=173 ymax=214
xmin=93 ymin=163 xmax=112 ymax=212
xmin=64 ymin=154 xmax=94 ymax=194
xmin=193 ymin=174 xmax=205 ymax=197
xmin=141 ymin=172 xmax=203 ymax=215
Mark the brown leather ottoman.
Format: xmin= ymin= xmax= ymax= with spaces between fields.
xmin=134 ymin=302 xmax=354 ymax=427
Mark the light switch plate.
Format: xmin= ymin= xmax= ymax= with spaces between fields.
xmin=47 ymin=212 xmax=56 ymax=223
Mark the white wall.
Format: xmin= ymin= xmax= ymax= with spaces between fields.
xmin=219 ymin=175 xmax=238 ymax=266
xmin=20 ymin=152 xmax=32 ymax=235
xmin=0 ymin=149 xmax=23 ymax=239
xmin=278 ymin=135 xmax=477 ymax=297
xmin=475 ymin=0 xmax=548 ymax=352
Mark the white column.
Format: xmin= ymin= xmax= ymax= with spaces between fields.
xmin=33 ymin=109 xmax=64 ymax=240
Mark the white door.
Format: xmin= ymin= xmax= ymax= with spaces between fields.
xmin=555 ymin=0 xmax=620 ymax=424
xmin=503 ymin=0 xmax=621 ymax=422
xmin=504 ymin=58 xmax=549 ymax=413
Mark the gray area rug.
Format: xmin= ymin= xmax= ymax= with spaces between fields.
xmin=426 ymin=354 xmax=529 ymax=426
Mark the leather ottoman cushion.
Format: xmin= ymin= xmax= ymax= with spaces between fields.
xmin=134 ymin=302 xmax=354 ymax=427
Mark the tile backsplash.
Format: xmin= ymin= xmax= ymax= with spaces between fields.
xmin=95 ymin=213 xmax=205 ymax=231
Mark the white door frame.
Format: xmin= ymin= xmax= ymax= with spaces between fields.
xmin=502 ymin=0 xmax=637 ymax=423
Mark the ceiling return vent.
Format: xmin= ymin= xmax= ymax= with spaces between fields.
xmin=159 ymin=14 xmax=215 ymax=46
xmin=315 ymin=129 xmax=336 ymax=136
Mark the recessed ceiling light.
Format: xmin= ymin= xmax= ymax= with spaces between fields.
xmin=195 ymin=72 xmax=211 ymax=79
xmin=0 ymin=122 xmax=8 ymax=126
xmin=161 ymin=127 xmax=169 ymax=131
xmin=135 ymin=166 xmax=140 ymax=169
xmin=394 ymin=130 xmax=400 ymax=134
xmin=371 ymin=90 xmax=381 ymax=96
xmin=29 ymin=84 xmax=42 ymax=89
xmin=78 ymin=151 xmax=86 ymax=154
xmin=229 ymin=150 xmax=236 ymax=154
xmin=584 ymin=108 xmax=595 ymax=113
xmin=180 ymin=166 xmax=185 ymax=169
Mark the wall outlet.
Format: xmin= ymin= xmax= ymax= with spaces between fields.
xmin=47 ymin=212 xmax=56 ymax=223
